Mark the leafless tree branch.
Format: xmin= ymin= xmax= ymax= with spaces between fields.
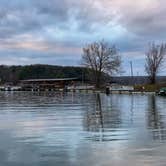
xmin=82 ymin=40 xmax=121 ymax=88
xmin=145 ymin=42 xmax=166 ymax=84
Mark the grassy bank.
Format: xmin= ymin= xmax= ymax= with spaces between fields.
xmin=134 ymin=84 xmax=166 ymax=92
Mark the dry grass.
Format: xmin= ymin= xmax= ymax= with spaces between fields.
xmin=134 ymin=83 xmax=166 ymax=92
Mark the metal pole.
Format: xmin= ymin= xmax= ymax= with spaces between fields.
xmin=130 ymin=61 xmax=133 ymax=77
xmin=130 ymin=61 xmax=134 ymax=85
xmin=82 ymin=68 xmax=84 ymax=86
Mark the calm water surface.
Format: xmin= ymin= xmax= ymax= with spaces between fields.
xmin=0 ymin=92 xmax=166 ymax=166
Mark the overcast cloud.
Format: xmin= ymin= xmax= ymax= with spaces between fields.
xmin=0 ymin=0 xmax=166 ymax=75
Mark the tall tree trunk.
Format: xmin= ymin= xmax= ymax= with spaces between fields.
xmin=150 ymin=73 xmax=156 ymax=84
xmin=96 ymin=71 xmax=101 ymax=89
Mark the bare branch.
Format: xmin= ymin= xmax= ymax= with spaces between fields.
xmin=82 ymin=40 xmax=121 ymax=88
xmin=145 ymin=42 xmax=166 ymax=84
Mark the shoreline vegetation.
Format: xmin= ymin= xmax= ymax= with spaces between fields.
xmin=0 ymin=64 xmax=90 ymax=84
xmin=0 ymin=64 xmax=166 ymax=93
xmin=134 ymin=84 xmax=166 ymax=92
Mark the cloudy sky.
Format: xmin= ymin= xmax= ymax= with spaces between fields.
xmin=0 ymin=0 xmax=166 ymax=75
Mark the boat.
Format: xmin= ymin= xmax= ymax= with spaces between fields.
xmin=158 ymin=87 xmax=166 ymax=96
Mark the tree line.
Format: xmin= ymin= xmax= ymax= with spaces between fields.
xmin=0 ymin=65 xmax=91 ymax=84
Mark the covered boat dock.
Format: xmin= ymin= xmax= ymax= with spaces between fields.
xmin=20 ymin=78 xmax=77 ymax=91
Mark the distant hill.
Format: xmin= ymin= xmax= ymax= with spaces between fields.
xmin=0 ymin=64 xmax=166 ymax=85
xmin=0 ymin=64 xmax=89 ymax=84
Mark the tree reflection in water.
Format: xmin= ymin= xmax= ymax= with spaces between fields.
xmin=147 ymin=95 xmax=166 ymax=140
xmin=84 ymin=93 xmax=124 ymax=142
xmin=85 ymin=93 xmax=104 ymax=133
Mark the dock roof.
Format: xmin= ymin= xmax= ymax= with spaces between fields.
xmin=21 ymin=78 xmax=77 ymax=82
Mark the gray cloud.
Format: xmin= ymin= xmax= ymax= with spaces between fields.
xmin=0 ymin=0 xmax=166 ymax=74
xmin=0 ymin=0 xmax=166 ymax=39
xmin=110 ymin=0 xmax=166 ymax=38
xmin=0 ymin=0 xmax=118 ymax=40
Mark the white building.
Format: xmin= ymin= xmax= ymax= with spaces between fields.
xmin=109 ymin=84 xmax=134 ymax=91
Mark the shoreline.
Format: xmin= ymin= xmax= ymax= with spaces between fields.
xmin=0 ymin=89 xmax=157 ymax=95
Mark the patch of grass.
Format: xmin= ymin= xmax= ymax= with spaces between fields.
xmin=134 ymin=83 xmax=166 ymax=92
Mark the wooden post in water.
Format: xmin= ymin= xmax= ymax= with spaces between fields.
xmin=106 ymin=86 xmax=110 ymax=95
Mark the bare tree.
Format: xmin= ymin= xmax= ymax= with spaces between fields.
xmin=145 ymin=43 xmax=166 ymax=84
xmin=82 ymin=40 xmax=121 ymax=88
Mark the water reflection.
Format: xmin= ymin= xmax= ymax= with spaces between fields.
xmin=85 ymin=93 xmax=104 ymax=132
xmin=84 ymin=93 xmax=134 ymax=142
xmin=147 ymin=95 xmax=166 ymax=140
xmin=0 ymin=92 xmax=166 ymax=165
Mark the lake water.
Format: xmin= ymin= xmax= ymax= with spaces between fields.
xmin=0 ymin=92 xmax=166 ymax=166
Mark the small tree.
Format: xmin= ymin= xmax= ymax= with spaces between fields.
xmin=145 ymin=43 xmax=166 ymax=84
xmin=82 ymin=40 xmax=121 ymax=88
